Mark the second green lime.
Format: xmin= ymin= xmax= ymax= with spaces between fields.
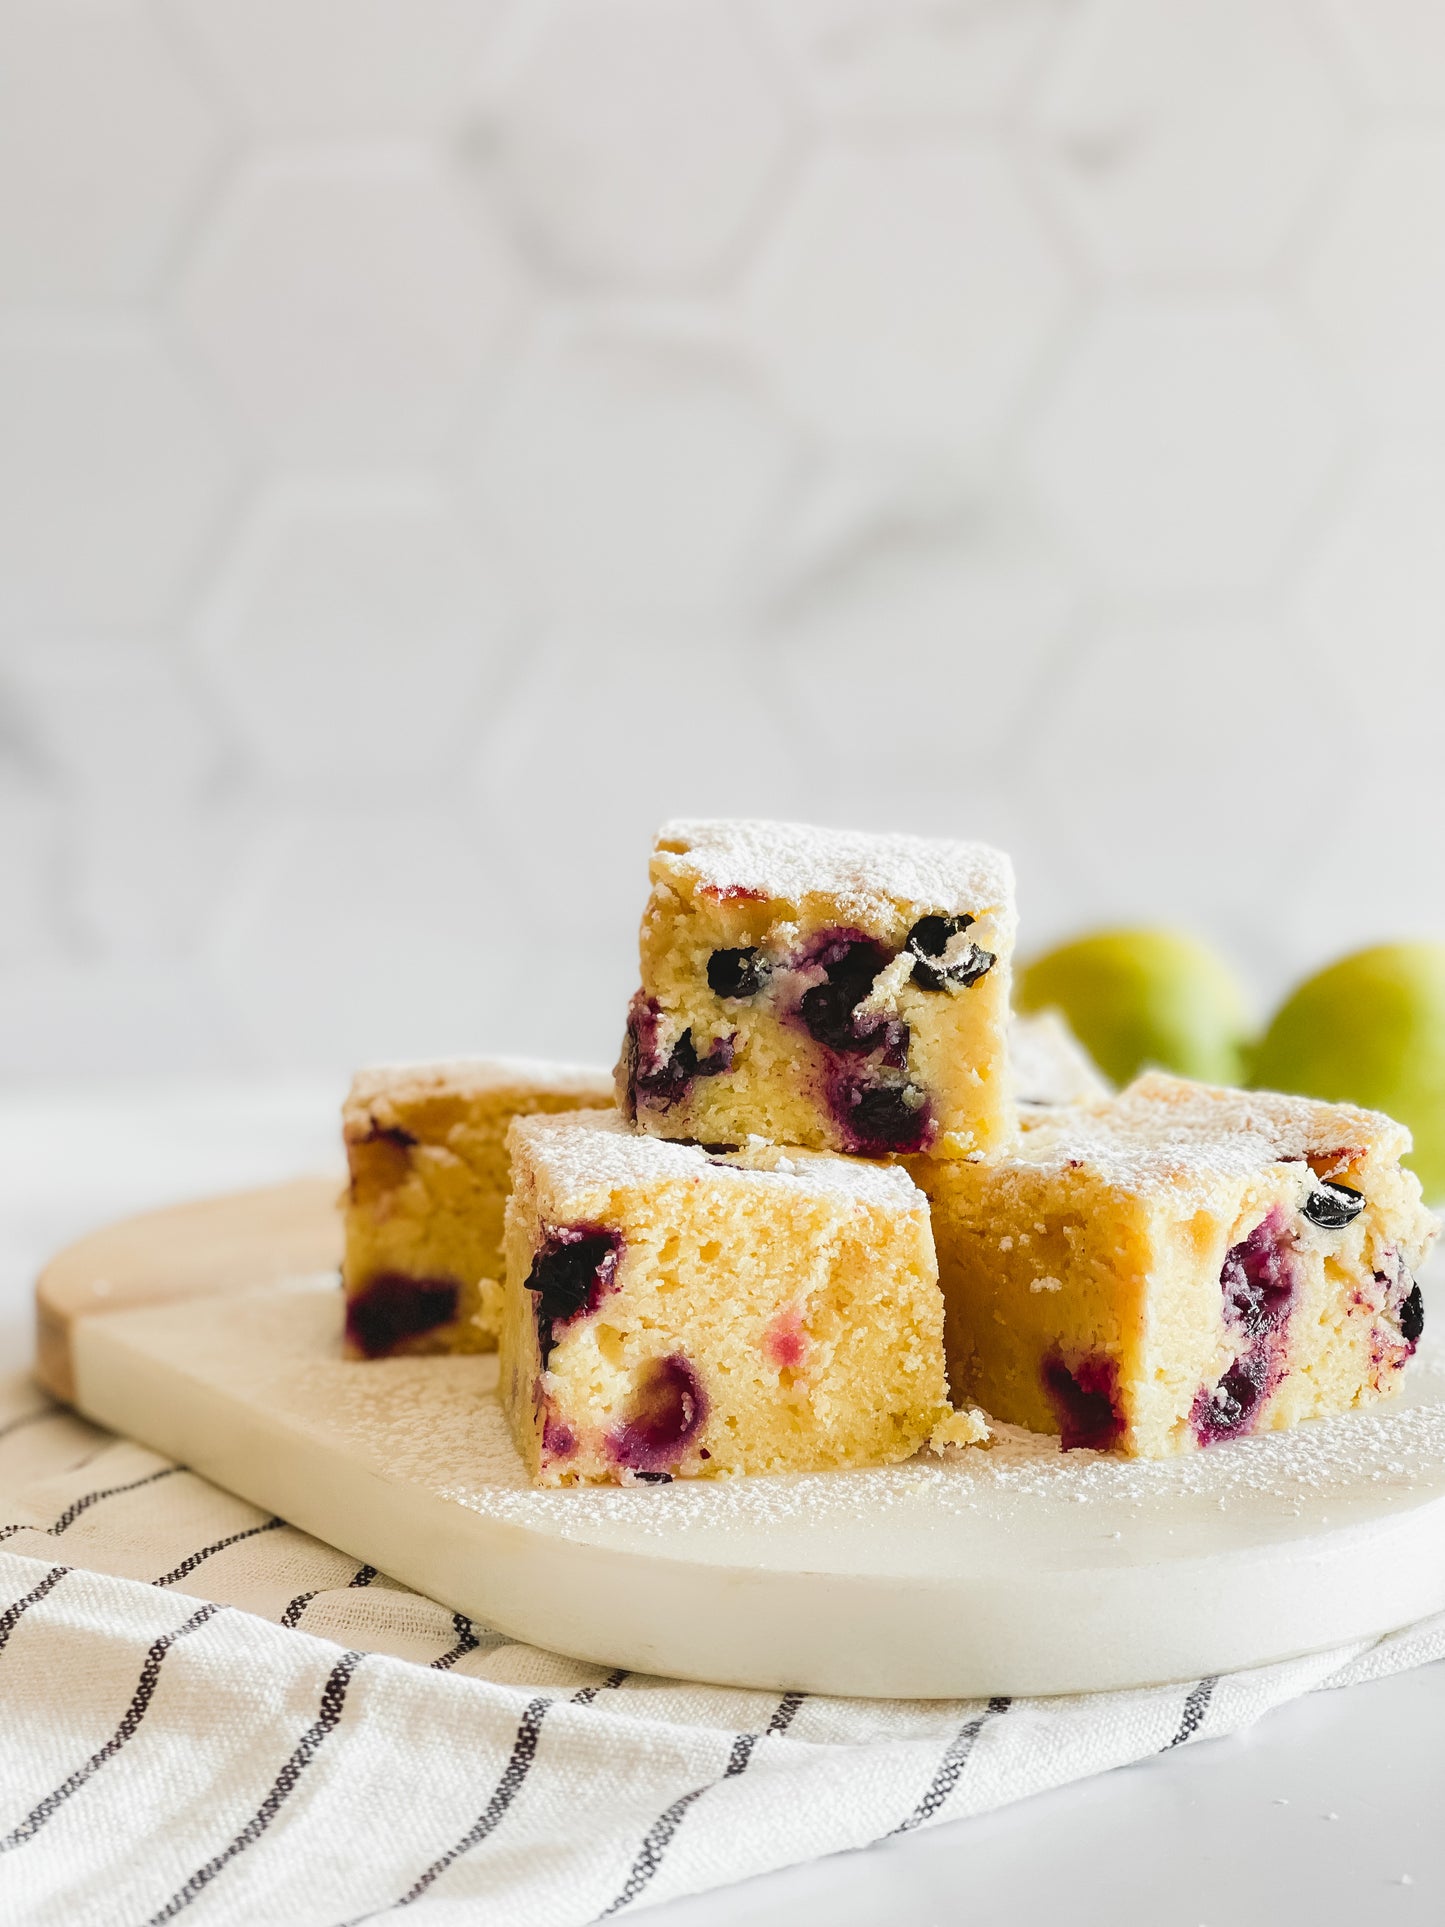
xmin=1016 ymin=928 xmax=1253 ymax=1089
xmin=1249 ymin=942 xmax=1445 ymax=1203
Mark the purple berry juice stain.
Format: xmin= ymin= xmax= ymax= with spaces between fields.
xmin=346 ymin=1272 xmax=459 ymax=1358
xmin=1374 ymin=1249 xmax=1424 ymax=1361
xmin=1192 ymin=1209 xmax=1298 ymax=1445
xmin=785 ymin=925 xmax=939 ymax=1146
xmin=357 ymin=1122 xmax=418 ymax=1150
xmin=829 ymin=1066 xmax=936 ymax=1156
xmin=794 ymin=931 xmax=906 ymax=1061
xmin=526 ymin=1223 xmax=623 ymax=1364
xmin=623 ymin=992 xmax=735 ymax=1115
xmin=1041 ymin=1351 xmax=1125 ymax=1452
xmin=610 ymin=1354 xmax=708 ymax=1473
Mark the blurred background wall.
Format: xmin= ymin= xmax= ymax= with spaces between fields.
xmin=0 ymin=0 xmax=1441 ymax=1084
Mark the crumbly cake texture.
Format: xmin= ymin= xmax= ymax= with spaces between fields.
xmin=1010 ymin=1010 xmax=1111 ymax=1108
xmin=342 ymin=1057 xmax=615 ymax=1361
xmin=499 ymin=1108 xmax=983 ymax=1487
xmin=912 ymin=1072 xmax=1439 ymax=1459
xmin=616 ymin=818 xmax=1018 ymax=1161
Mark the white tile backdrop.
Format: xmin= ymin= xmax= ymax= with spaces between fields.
xmin=0 ymin=0 xmax=1441 ymax=1085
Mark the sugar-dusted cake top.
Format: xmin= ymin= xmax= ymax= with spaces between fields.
xmin=345 ymin=1055 xmax=613 ymax=1122
xmin=654 ymin=818 xmax=1014 ymax=922
xmin=511 ymin=1107 xmax=925 ymax=1213
xmin=1019 ymin=1070 xmax=1412 ymax=1195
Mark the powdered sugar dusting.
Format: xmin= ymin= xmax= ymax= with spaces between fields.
xmin=1011 ymin=1011 xmax=1111 ymax=1107
xmin=511 ymin=1108 xmax=924 ymax=1213
xmin=1013 ymin=1071 xmax=1422 ymax=1202
xmin=656 ymin=818 xmax=1015 ymax=926
xmin=346 ymin=1055 xmax=614 ymax=1121
xmin=1125 ymin=1072 xmax=1409 ymax=1163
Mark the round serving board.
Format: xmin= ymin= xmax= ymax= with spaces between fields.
xmin=36 ymin=1182 xmax=1445 ymax=1699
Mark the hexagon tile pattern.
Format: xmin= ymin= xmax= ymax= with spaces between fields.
xmin=1028 ymin=0 xmax=1343 ymax=283
xmin=1026 ymin=304 xmax=1338 ymax=597
xmin=0 ymin=0 xmax=224 ymax=301
xmin=492 ymin=0 xmax=794 ymax=289
xmin=1 ymin=0 xmax=1444 ymax=1075
xmin=475 ymin=321 xmax=799 ymax=619
xmin=200 ymin=480 xmax=516 ymax=789
xmin=1303 ymin=133 xmax=1445 ymax=432
xmin=0 ymin=323 xmax=237 ymax=638
xmin=179 ymin=155 xmax=525 ymax=464
xmin=165 ymin=0 xmax=510 ymax=137
xmin=749 ymin=144 xmax=1068 ymax=454
xmin=754 ymin=0 xmax=1065 ymax=129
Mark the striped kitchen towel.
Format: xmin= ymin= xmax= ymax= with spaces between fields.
xmin=1 ymin=1371 xmax=1443 ymax=1927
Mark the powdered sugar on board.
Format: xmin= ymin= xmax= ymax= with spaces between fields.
xmin=655 ymin=818 xmax=1015 ymax=925
xmin=80 ymin=1276 xmax=1445 ymax=1582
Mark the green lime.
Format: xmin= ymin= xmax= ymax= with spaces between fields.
xmin=1016 ymin=928 xmax=1252 ymax=1089
xmin=1249 ymin=942 xmax=1445 ymax=1202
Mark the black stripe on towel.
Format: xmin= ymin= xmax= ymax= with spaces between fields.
xmin=430 ymin=1614 xmax=480 ymax=1673
xmin=0 ymin=1566 xmax=68 ymax=1656
xmin=599 ymin=1729 xmax=760 ymax=1918
xmin=280 ymin=1561 xmax=380 ymax=1632
xmin=49 ymin=1465 xmax=183 ymax=1536
xmin=571 ymin=1668 xmax=629 ymax=1705
xmin=767 ymin=1692 xmax=806 ymax=1735
xmin=145 ymin=1649 xmax=364 ymax=1923
xmin=1164 ymin=1676 xmax=1217 ymax=1750
xmin=0 ymin=1601 xmax=221 ymax=1852
xmin=889 ymin=1696 xmax=1012 ymax=1836
xmin=153 ymin=1518 xmax=285 ymax=1589
xmin=341 ymin=1694 xmax=551 ymax=1922
xmin=0 ymin=1467 xmax=184 ymax=1547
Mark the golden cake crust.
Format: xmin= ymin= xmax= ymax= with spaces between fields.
xmin=342 ymin=1056 xmax=615 ymax=1360
xmin=919 ymin=1074 xmax=1439 ymax=1459
xmin=620 ymin=818 xmax=1018 ymax=1161
xmin=501 ymin=1108 xmax=975 ymax=1486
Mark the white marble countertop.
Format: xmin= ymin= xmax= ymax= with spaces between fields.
xmin=2 ymin=1081 xmax=1442 ymax=1926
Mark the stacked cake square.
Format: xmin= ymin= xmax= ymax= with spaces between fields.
xmin=341 ymin=817 xmax=1437 ymax=1487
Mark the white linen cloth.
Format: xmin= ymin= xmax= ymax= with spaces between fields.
xmin=3 ymin=1372 xmax=1445 ymax=1926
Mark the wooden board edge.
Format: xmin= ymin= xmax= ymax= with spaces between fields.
xmin=35 ymin=1174 xmax=344 ymax=1406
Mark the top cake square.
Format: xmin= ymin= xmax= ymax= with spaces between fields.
xmin=617 ymin=818 xmax=1017 ymax=1158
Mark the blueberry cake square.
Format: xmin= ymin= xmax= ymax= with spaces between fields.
xmin=913 ymin=1073 xmax=1438 ymax=1457
xmin=342 ymin=1056 xmax=614 ymax=1360
xmin=499 ymin=1108 xmax=984 ymax=1486
xmin=618 ymin=818 xmax=1017 ymax=1160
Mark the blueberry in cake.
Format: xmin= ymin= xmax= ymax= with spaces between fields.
xmin=342 ymin=1057 xmax=614 ymax=1359
xmin=913 ymin=1072 xmax=1438 ymax=1456
xmin=499 ymin=1108 xmax=985 ymax=1486
xmin=617 ymin=818 xmax=1017 ymax=1160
